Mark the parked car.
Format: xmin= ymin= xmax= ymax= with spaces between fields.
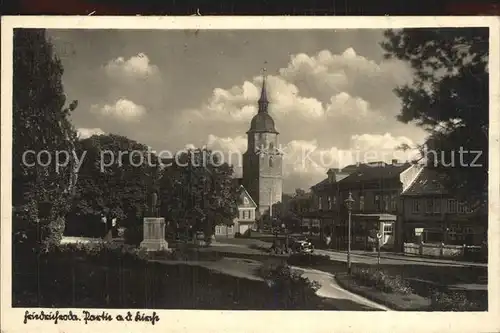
xmin=289 ymin=236 xmax=314 ymax=253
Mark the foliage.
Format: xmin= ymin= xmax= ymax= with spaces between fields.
xmin=159 ymin=148 xmax=238 ymax=239
xmin=351 ymin=267 xmax=414 ymax=295
xmin=287 ymin=253 xmax=331 ymax=267
xmin=430 ymin=290 xmax=481 ymax=311
xmin=70 ymin=134 xmax=161 ymax=236
xmin=12 ymin=29 xmax=79 ymax=252
xmin=271 ymin=190 xmax=309 ymax=232
xmin=381 ymin=28 xmax=488 ymax=210
xmin=123 ymin=224 xmax=144 ymax=246
xmin=257 ymin=261 xmax=321 ymax=309
xmin=14 ymin=243 xmax=327 ymax=309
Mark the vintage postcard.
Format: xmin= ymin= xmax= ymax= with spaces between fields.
xmin=1 ymin=16 xmax=499 ymax=333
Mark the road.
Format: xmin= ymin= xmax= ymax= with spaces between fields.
xmin=212 ymin=239 xmax=486 ymax=267
xmin=313 ymin=249 xmax=487 ymax=267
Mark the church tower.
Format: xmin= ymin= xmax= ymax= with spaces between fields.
xmin=243 ymin=71 xmax=283 ymax=219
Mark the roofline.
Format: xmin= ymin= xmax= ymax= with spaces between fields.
xmin=400 ymin=163 xmax=425 ymax=194
xmin=239 ymin=185 xmax=258 ymax=207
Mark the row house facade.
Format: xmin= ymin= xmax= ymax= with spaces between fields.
xmin=400 ymin=167 xmax=487 ymax=246
xmin=308 ymin=161 xmax=423 ymax=250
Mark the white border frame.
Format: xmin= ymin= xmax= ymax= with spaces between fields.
xmin=1 ymin=16 xmax=499 ymax=333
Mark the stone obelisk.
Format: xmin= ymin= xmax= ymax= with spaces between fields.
xmin=140 ymin=191 xmax=169 ymax=251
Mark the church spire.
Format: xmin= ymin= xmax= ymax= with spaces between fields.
xmin=258 ymin=65 xmax=269 ymax=113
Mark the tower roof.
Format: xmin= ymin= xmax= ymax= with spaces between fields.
xmin=258 ymin=75 xmax=268 ymax=105
xmin=248 ymin=71 xmax=278 ymax=134
xmin=249 ymin=112 xmax=278 ymax=133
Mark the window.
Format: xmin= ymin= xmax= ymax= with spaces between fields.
xmin=327 ymin=196 xmax=332 ymax=210
xmin=269 ymin=142 xmax=274 ymax=151
xmin=239 ymin=210 xmax=243 ymax=219
xmin=333 ymin=196 xmax=337 ymax=205
xmin=458 ymin=202 xmax=468 ymax=214
xmin=374 ymin=194 xmax=381 ymax=209
xmin=433 ymin=198 xmax=442 ymax=213
xmin=425 ymin=198 xmax=434 ymax=213
xmin=383 ymin=194 xmax=390 ymax=211
xmin=359 ymin=195 xmax=365 ymax=211
xmin=318 ymin=197 xmax=322 ymax=210
xmin=412 ymin=199 xmax=420 ymax=213
xmin=383 ymin=223 xmax=393 ymax=235
xmin=464 ymin=227 xmax=474 ymax=234
xmin=448 ymin=199 xmax=457 ymax=213
xmin=215 ymin=226 xmax=222 ymax=235
xmin=269 ymin=156 xmax=273 ymax=167
xmin=390 ymin=194 xmax=397 ymax=211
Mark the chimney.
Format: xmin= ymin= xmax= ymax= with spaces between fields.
xmin=327 ymin=168 xmax=336 ymax=183
xmin=392 ymin=159 xmax=398 ymax=165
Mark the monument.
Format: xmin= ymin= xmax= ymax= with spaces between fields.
xmin=140 ymin=191 xmax=169 ymax=251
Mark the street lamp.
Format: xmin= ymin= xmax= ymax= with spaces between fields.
xmin=345 ymin=192 xmax=355 ymax=275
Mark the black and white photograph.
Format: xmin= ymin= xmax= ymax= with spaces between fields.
xmin=1 ymin=16 xmax=499 ymax=333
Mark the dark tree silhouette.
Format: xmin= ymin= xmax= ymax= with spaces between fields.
xmin=159 ymin=148 xmax=238 ymax=240
xmin=70 ymin=134 xmax=161 ymax=238
xmin=382 ymin=28 xmax=488 ymax=211
xmin=13 ymin=29 xmax=79 ymax=251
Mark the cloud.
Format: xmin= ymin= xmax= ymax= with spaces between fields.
xmin=104 ymin=53 xmax=160 ymax=80
xmin=91 ymin=99 xmax=146 ymax=122
xmin=77 ymin=127 xmax=105 ymax=139
xmin=279 ymin=48 xmax=413 ymax=109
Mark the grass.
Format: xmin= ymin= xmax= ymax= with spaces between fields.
xmin=12 ymin=242 xmax=336 ymax=310
xmin=336 ymin=273 xmax=431 ymax=310
xmin=335 ymin=267 xmax=486 ymax=311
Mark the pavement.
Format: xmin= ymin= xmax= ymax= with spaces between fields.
xmin=291 ymin=266 xmax=390 ymax=311
xmin=151 ymin=257 xmax=390 ymax=310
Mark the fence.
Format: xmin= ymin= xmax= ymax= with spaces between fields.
xmin=403 ymin=242 xmax=486 ymax=262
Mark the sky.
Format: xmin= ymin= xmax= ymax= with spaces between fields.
xmin=47 ymin=29 xmax=428 ymax=194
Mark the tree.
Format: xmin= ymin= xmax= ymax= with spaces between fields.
xmin=159 ymin=148 xmax=238 ymax=240
xmin=381 ymin=28 xmax=488 ymax=210
xmin=13 ymin=29 xmax=79 ymax=251
xmin=70 ymin=134 xmax=160 ymax=238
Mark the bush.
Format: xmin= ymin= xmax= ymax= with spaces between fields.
xmin=351 ymin=267 xmax=413 ymax=295
xmin=13 ymin=243 xmax=328 ymax=309
xmin=234 ymin=232 xmax=242 ymax=238
xmin=430 ymin=291 xmax=481 ymax=311
xmin=242 ymin=229 xmax=252 ymax=238
xmin=124 ymin=224 xmax=143 ymax=246
xmin=287 ymin=253 xmax=331 ymax=267
xmin=257 ymin=261 xmax=321 ymax=309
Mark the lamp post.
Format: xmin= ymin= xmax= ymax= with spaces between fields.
xmin=345 ymin=192 xmax=355 ymax=275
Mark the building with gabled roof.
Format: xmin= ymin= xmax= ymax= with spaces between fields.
xmin=400 ymin=167 xmax=487 ymax=246
xmin=307 ymin=160 xmax=423 ymax=251
xmin=214 ymin=185 xmax=258 ymax=238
